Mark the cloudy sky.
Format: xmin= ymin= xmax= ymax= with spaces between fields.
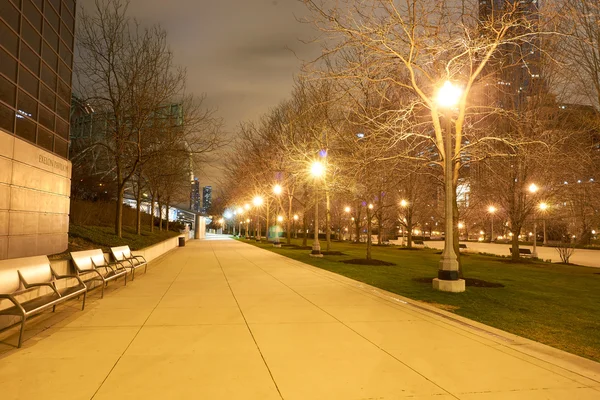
xmin=80 ymin=0 xmax=321 ymax=189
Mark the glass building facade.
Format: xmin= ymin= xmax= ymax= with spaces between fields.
xmin=0 ymin=0 xmax=76 ymax=160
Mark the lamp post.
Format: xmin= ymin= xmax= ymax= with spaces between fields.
xmin=539 ymin=202 xmax=548 ymax=245
xmin=253 ymin=196 xmax=263 ymax=242
xmin=271 ymin=184 xmax=283 ymax=243
xmin=310 ymin=161 xmax=325 ymax=257
xmin=433 ymin=81 xmax=465 ymax=292
xmin=245 ymin=218 xmax=250 ymax=239
xmin=236 ymin=207 xmax=244 ymax=238
xmin=274 ymin=215 xmax=283 ymax=247
xmin=488 ymin=206 xmax=497 ymax=242
xmin=528 ymin=184 xmax=539 ymax=257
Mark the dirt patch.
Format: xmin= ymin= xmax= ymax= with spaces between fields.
xmin=281 ymin=245 xmax=313 ymax=250
xmin=321 ymin=251 xmax=346 ymax=256
xmin=397 ymin=247 xmax=422 ymax=251
xmin=412 ymin=277 xmax=504 ymax=288
xmin=341 ymin=258 xmax=396 ymax=266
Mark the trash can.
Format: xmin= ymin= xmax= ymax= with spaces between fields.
xmin=178 ymin=237 xmax=185 ymax=247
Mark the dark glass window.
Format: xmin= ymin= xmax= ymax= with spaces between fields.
xmin=60 ymin=4 xmax=74 ymax=33
xmin=42 ymin=41 xmax=57 ymax=70
xmin=20 ymin=41 xmax=40 ymax=75
xmin=43 ymin=21 xmax=59 ymax=50
xmin=23 ymin=0 xmax=42 ymax=31
xmin=64 ymin=0 xmax=74 ymax=14
xmin=44 ymin=1 xmax=60 ymax=32
xmin=0 ymin=49 xmax=18 ymax=81
xmin=58 ymin=60 xmax=70 ymax=83
xmin=37 ymin=126 xmax=53 ymax=151
xmin=0 ymin=75 xmax=16 ymax=107
xmin=0 ymin=1 xmax=20 ymax=32
xmin=60 ymin=22 xmax=73 ymax=47
xmin=55 ymin=98 xmax=68 ymax=120
xmin=38 ymin=104 xmax=54 ymax=130
xmin=17 ymin=90 xmax=37 ymax=119
xmin=0 ymin=20 xmax=18 ymax=56
xmin=48 ymin=0 xmax=60 ymax=12
xmin=18 ymin=66 xmax=39 ymax=97
xmin=39 ymin=83 xmax=55 ymax=110
xmin=54 ymin=136 xmax=68 ymax=158
xmin=55 ymin=117 xmax=67 ymax=139
xmin=16 ymin=115 xmax=36 ymax=142
xmin=22 ymin=20 xmax=42 ymax=53
xmin=41 ymin=62 xmax=57 ymax=90
xmin=0 ymin=102 xmax=15 ymax=132
xmin=57 ymin=78 xmax=69 ymax=102
xmin=58 ymin=40 xmax=72 ymax=65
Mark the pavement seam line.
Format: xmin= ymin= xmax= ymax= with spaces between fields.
xmin=243 ymin=241 xmax=600 ymax=387
xmin=89 ymin=255 xmax=188 ymax=400
xmin=211 ymin=241 xmax=285 ymax=400
xmin=233 ymin=244 xmax=461 ymax=400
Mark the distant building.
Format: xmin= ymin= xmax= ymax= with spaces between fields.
xmin=0 ymin=0 xmax=77 ymax=259
xmin=202 ymin=186 xmax=212 ymax=215
xmin=190 ymin=178 xmax=200 ymax=212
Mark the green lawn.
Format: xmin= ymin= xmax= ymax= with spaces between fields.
xmin=244 ymin=238 xmax=600 ymax=362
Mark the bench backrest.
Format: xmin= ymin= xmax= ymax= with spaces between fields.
xmin=71 ymin=249 xmax=106 ymax=271
xmin=0 ymin=256 xmax=53 ymax=292
xmin=111 ymin=246 xmax=131 ymax=261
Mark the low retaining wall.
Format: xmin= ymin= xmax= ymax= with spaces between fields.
xmin=0 ymin=234 xmax=186 ymax=333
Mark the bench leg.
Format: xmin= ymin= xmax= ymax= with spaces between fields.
xmin=144 ymin=264 xmax=148 ymax=274
xmin=123 ymin=273 xmax=127 ymax=286
xmin=18 ymin=316 xmax=27 ymax=348
xmin=82 ymin=292 xmax=87 ymax=310
xmin=52 ymin=304 xmax=56 ymax=313
xmin=101 ymin=281 xmax=105 ymax=299
xmin=131 ymin=268 xmax=135 ymax=281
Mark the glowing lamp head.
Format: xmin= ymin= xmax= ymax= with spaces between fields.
xmin=344 ymin=206 xmax=351 ymax=213
xmin=368 ymin=204 xmax=374 ymax=209
xmin=236 ymin=207 xmax=244 ymax=214
xmin=488 ymin=206 xmax=497 ymax=214
xmin=223 ymin=211 xmax=233 ymax=219
xmin=310 ymin=161 xmax=325 ymax=178
xmin=293 ymin=214 xmax=299 ymax=221
xmin=244 ymin=203 xmax=250 ymax=210
xmin=539 ymin=202 xmax=548 ymax=211
xmin=246 ymin=218 xmax=250 ymax=223
xmin=277 ymin=215 xmax=283 ymax=222
xmin=252 ymin=196 xmax=263 ymax=207
xmin=400 ymin=199 xmax=408 ymax=208
xmin=458 ymin=222 xmax=464 ymax=229
xmin=273 ymin=184 xmax=282 ymax=195
xmin=528 ymin=183 xmax=539 ymax=193
xmin=436 ymin=80 xmax=462 ymax=108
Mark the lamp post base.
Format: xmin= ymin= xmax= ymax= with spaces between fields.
xmin=432 ymin=278 xmax=465 ymax=293
xmin=309 ymin=252 xmax=323 ymax=257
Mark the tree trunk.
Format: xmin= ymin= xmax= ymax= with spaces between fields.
xmin=377 ymin=212 xmax=382 ymax=245
xmin=453 ymin=193 xmax=462 ymax=277
xmin=115 ymin=185 xmax=124 ymax=238
xmin=325 ymin=190 xmax=331 ymax=251
xmin=406 ymin=211 xmax=413 ymax=249
xmin=166 ymin=198 xmax=170 ymax=232
xmin=287 ymin=195 xmax=292 ymax=245
xmin=150 ymin=192 xmax=155 ymax=233
xmin=135 ymin=179 xmax=142 ymax=235
xmin=511 ymin=227 xmax=521 ymax=261
xmin=302 ymin=210 xmax=308 ymax=247
xmin=366 ymin=207 xmax=372 ymax=260
xmin=157 ymin=198 xmax=163 ymax=231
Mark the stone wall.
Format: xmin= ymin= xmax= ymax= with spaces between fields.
xmin=0 ymin=133 xmax=71 ymax=260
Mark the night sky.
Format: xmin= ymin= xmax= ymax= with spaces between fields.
xmin=79 ymin=0 xmax=320 ymax=189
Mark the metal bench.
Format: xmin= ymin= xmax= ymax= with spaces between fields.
xmin=0 ymin=256 xmax=87 ymax=347
xmin=414 ymin=240 xmax=425 ymax=245
xmin=110 ymin=246 xmax=148 ymax=280
xmin=509 ymin=247 xmax=532 ymax=257
xmin=459 ymin=244 xmax=467 ymax=249
xmin=71 ymin=249 xmax=128 ymax=298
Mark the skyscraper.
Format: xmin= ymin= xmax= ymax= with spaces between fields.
xmin=190 ymin=178 xmax=200 ymax=212
xmin=0 ymin=0 xmax=77 ymax=259
xmin=202 ymin=186 xmax=212 ymax=215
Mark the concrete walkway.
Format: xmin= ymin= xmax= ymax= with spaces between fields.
xmin=1 ymin=237 xmax=599 ymax=399
xmin=425 ymin=241 xmax=600 ymax=268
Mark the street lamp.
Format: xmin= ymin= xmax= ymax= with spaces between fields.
xmin=236 ymin=207 xmax=244 ymax=238
xmin=274 ymin=214 xmax=284 ymax=247
xmin=434 ymin=80 xmax=465 ymax=292
xmin=344 ymin=206 xmax=351 ymax=240
xmin=245 ymin=218 xmax=250 ymax=239
xmin=539 ymin=202 xmax=548 ymax=245
xmin=253 ymin=196 xmax=263 ymax=242
xmin=310 ymin=160 xmax=325 ymax=257
xmin=488 ymin=205 xmax=497 ymax=243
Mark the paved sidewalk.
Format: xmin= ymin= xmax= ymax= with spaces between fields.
xmin=1 ymin=237 xmax=599 ymax=399
xmin=426 ymin=241 xmax=600 ymax=269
